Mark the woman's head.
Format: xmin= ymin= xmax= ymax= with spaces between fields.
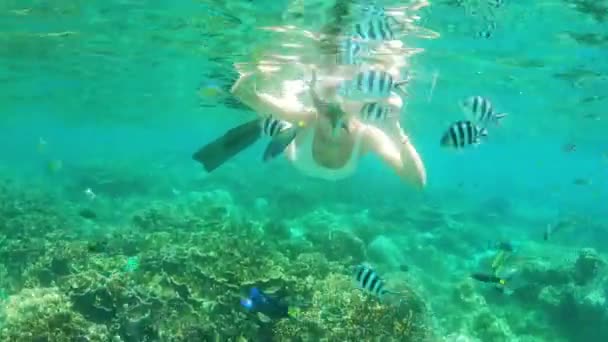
xmin=310 ymin=70 xmax=352 ymax=140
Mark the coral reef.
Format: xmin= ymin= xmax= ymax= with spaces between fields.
xmin=1 ymin=173 xmax=607 ymax=341
xmin=274 ymin=273 xmax=430 ymax=341
xmin=0 ymin=183 xmax=432 ymax=341
xmin=0 ymin=287 xmax=110 ymax=341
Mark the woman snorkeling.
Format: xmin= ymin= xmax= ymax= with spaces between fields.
xmin=193 ymin=63 xmax=426 ymax=189
xmin=193 ymin=0 xmax=426 ymax=189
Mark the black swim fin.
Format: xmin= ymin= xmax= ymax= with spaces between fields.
xmin=192 ymin=119 xmax=262 ymax=172
xmin=263 ymin=126 xmax=298 ymax=162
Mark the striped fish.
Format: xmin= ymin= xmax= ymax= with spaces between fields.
xmin=357 ymin=4 xmax=386 ymax=19
xmin=351 ymin=17 xmax=398 ymax=41
xmin=360 ymin=102 xmax=392 ymax=122
xmin=488 ymin=0 xmax=506 ymax=8
xmin=340 ymin=70 xmax=408 ymax=98
xmin=336 ymin=38 xmax=368 ymax=66
xmin=440 ymin=120 xmax=488 ymax=148
xmin=460 ymin=96 xmax=507 ymax=126
xmin=260 ymin=116 xmax=301 ymax=161
xmin=476 ymin=20 xmax=497 ymax=39
xmin=261 ymin=116 xmax=293 ymax=137
xmin=353 ymin=264 xmax=391 ymax=299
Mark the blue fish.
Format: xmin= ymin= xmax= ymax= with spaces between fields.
xmin=240 ymin=287 xmax=290 ymax=320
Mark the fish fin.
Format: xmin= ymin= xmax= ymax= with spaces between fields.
xmin=192 ymin=119 xmax=262 ymax=172
xmin=480 ymin=128 xmax=489 ymax=137
xmin=250 ymin=287 xmax=261 ymax=298
xmin=382 ymin=290 xmax=408 ymax=305
xmin=393 ymin=80 xmax=409 ymax=97
xmin=494 ymin=113 xmax=508 ymax=125
xmin=263 ymin=126 xmax=298 ymax=162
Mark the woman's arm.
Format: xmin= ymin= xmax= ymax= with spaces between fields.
xmin=362 ymin=124 xmax=427 ymax=189
xmin=231 ymin=71 xmax=315 ymax=124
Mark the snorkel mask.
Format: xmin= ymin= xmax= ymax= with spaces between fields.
xmin=308 ymin=69 xmax=349 ymax=138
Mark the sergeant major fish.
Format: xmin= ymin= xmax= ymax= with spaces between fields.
xmin=353 ymin=264 xmax=402 ymax=302
xmin=340 ymin=69 xmax=408 ymax=99
xmin=351 ymin=17 xmax=399 ymax=41
xmin=260 ymin=116 xmax=303 ymax=161
xmin=360 ymin=102 xmax=392 ymax=122
xmin=192 ymin=115 xmax=302 ymax=172
xmin=440 ymin=120 xmax=488 ymax=148
xmin=354 ymin=3 xmax=387 ymax=19
xmin=336 ymin=38 xmax=368 ymax=66
xmin=460 ymin=96 xmax=507 ymax=126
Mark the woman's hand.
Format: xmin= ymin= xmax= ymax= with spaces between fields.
xmin=362 ymin=125 xmax=426 ymax=189
xmin=231 ymin=71 xmax=257 ymax=97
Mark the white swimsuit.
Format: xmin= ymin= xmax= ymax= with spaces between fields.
xmin=285 ymin=124 xmax=365 ymax=181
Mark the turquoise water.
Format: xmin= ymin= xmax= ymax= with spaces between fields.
xmin=1 ymin=1 xmax=607 ymax=341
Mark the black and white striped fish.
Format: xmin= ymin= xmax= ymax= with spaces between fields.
xmin=192 ymin=115 xmax=301 ymax=172
xmin=360 ymin=102 xmax=392 ymax=122
xmin=440 ymin=120 xmax=488 ymax=148
xmin=351 ymin=17 xmax=399 ymax=41
xmin=336 ymin=38 xmax=368 ymax=66
xmin=340 ymin=70 xmax=408 ymax=98
xmin=488 ymin=0 xmax=506 ymax=8
xmin=476 ymin=19 xmax=497 ymax=39
xmin=460 ymin=96 xmax=507 ymax=126
xmin=260 ymin=116 xmax=302 ymax=161
xmin=353 ymin=264 xmax=392 ymax=299
xmin=261 ymin=116 xmax=292 ymax=137
xmin=357 ymin=4 xmax=386 ymax=18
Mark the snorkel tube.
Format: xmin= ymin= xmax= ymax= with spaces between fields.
xmin=308 ymin=69 xmax=350 ymax=138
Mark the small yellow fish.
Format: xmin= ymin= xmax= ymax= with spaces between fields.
xmin=198 ymin=86 xmax=222 ymax=97
xmin=37 ymin=137 xmax=48 ymax=153
xmin=47 ymin=159 xmax=63 ymax=173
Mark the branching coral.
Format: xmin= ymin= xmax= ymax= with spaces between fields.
xmin=274 ymin=273 xmax=432 ymax=341
xmin=0 ymin=287 xmax=110 ymax=341
xmin=0 ymin=184 xmax=432 ymax=340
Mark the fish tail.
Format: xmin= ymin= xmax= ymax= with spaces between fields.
xmin=494 ymin=113 xmax=508 ymax=125
xmin=388 ymin=16 xmax=406 ymax=32
xmin=393 ymin=79 xmax=409 ymax=97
